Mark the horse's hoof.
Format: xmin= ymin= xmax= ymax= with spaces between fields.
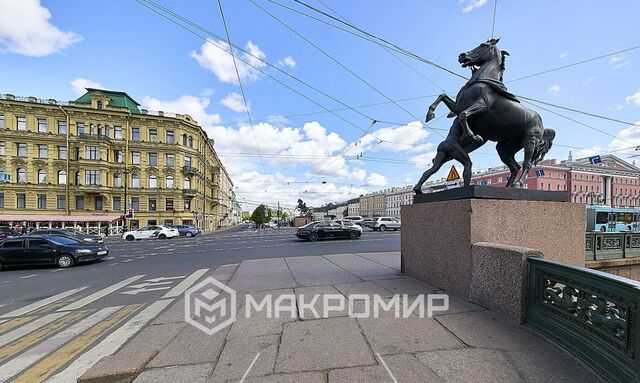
xmin=413 ymin=186 xmax=424 ymax=195
xmin=425 ymin=112 xmax=435 ymax=122
xmin=472 ymin=135 xmax=484 ymax=145
xmin=447 ymin=111 xmax=456 ymax=118
xmin=510 ymin=183 xmax=522 ymax=189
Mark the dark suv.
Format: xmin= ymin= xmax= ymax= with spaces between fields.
xmin=27 ymin=229 xmax=104 ymax=244
xmin=0 ymin=236 xmax=109 ymax=270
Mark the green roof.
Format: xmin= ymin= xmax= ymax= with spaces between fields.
xmin=74 ymin=88 xmax=141 ymax=114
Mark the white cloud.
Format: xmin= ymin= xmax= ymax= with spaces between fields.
xmin=346 ymin=121 xmax=432 ymax=155
xmin=0 ymin=0 xmax=82 ymax=57
xmin=626 ymin=90 xmax=640 ymax=107
xmin=190 ymin=39 xmax=266 ymax=83
xmin=220 ymin=92 xmax=249 ymax=113
xmin=409 ymin=151 xmax=437 ymax=167
xmin=607 ymin=104 xmax=624 ymax=111
xmin=610 ymin=54 xmax=632 ymax=70
xmin=277 ymin=56 xmax=296 ymax=69
xmin=547 ymin=84 xmax=561 ymax=95
xmin=584 ymin=76 xmax=596 ymax=86
xmin=366 ymin=172 xmax=388 ymax=187
xmin=576 ymin=146 xmax=602 ymax=158
xmin=608 ymin=122 xmax=640 ymax=154
xmin=559 ymin=52 xmax=570 ymax=59
xmin=459 ymin=0 xmax=487 ymax=12
xmin=200 ymin=88 xmax=215 ymax=96
xmin=70 ymin=78 xmax=105 ymax=96
xmin=141 ymin=95 xmax=222 ymax=127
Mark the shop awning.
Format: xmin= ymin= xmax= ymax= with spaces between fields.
xmin=0 ymin=214 xmax=122 ymax=223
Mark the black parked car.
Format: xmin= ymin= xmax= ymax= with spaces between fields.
xmin=0 ymin=236 xmax=109 ymax=270
xmin=295 ymin=221 xmax=361 ymax=241
xmin=26 ymin=229 xmax=105 ymax=244
xmin=0 ymin=226 xmax=15 ymax=240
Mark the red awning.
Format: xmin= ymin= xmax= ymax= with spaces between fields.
xmin=0 ymin=214 xmax=122 ymax=223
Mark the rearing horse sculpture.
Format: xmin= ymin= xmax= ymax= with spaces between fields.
xmin=414 ymin=38 xmax=555 ymax=193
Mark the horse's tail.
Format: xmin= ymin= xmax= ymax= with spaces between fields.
xmin=533 ymin=128 xmax=555 ymax=165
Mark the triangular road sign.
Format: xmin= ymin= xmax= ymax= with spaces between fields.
xmin=446 ymin=165 xmax=461 ymax=182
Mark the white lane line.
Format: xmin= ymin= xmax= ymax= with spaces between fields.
xmin=0 ymin=312 xmax=69 ymax=347
xmin=121 ymin=259 xmax=133 ymax=263
xmin=58 ymin=275 xmax=144 ymax=311
xmin=0 ymin=306 xmax=121 ymax=381
xmin=376 ymin=353 xmax=398 ymax=383
xmin=239 ymin=352 xmax=261 ymax=383
xmin=47 ymin=299 xmax=173 ymax=383
xmin=103 ymin=256 xmax=115 ymax=260
xmin=0 ymin=288 xmax=86 ymax=319
xmin=108 ymin=263 xmax=118 ymax=266
xmin=51 ymin=269 xmax=66 ymax=273
xmin=19 ymin=274 xmax=38 ymax=279
xmin=161 ymin=268 xmax=209 ymax=299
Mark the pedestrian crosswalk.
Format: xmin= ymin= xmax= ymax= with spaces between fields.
xmin=0 ymin=268 xmax=210 ymax=382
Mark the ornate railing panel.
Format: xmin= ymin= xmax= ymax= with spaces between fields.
xmin=527 ymin=257 xmax=640 ymax=383
xmin=586 ymin=232 xmax=640 ymax=261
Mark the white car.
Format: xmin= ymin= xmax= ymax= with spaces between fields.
xmin=370 ymin=217 xmax=401 ymax=231
xmin=122 ymin=225 xmax=179 ymax=241
xmin=334 ymin=219 xmax=363 ymax=234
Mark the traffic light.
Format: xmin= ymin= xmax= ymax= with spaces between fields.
xmin=125 ymin=208 xmax=135 ymax=219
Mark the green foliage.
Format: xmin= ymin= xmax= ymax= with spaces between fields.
xmin=251 ymin=204 xmax=271 ymax=224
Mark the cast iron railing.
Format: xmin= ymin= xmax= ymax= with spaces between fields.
xmin=527 ymin=257 xmax=640 ymax=383
xmin=586 ymin=232 xmax=640 ymax=261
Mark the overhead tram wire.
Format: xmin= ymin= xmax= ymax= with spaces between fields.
xmin=216 ymin=0 xmax=266 ymax=173
xmin=247 ymin=0 xmax=445 ymax=139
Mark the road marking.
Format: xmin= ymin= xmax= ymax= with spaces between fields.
xmin=19 ymin=274 xmax=37 ymax=279
xmin=58 ymin=275 xmax=144 ymax=311
xmin=103 ymin=256 xmax=114 ymax=260
xmin=147 ymin=276 xmax=185 ymax=282
xmin=0 ymin=312 xmax=69 ymax=348
xmin=0 ymin=288 xmax=86 ymax=319
xmin=0 ymin=307 xmax=121 ymax=382
xmin=0 ymin=310 xmax=89 ymax=363
xmin=239 ymin=352 xmax=261 ymax=383
xmin=161 ymin=268 xmax=209 ymax=299
xmin=121 ymin=286 xmax=172 ymax=295
xmin=13 ymin=304 xmax=142 ymax=383
xmin=46 ymin=300 xmax=171 ymax=383
xmin=0 ymin=317 xmax=35 ymax=335
xmin=108 ymin=263 xmax=118 ymax=266
xmin=50 ymin=269 xmax=66 ymax=273
xmin=376 ymin=353 xmax=398 ymax=383
xmin=30 ymin=297 xmax=76 ymax=315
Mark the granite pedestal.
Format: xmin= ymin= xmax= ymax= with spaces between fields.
xmin=401 ymin=186 xmax=585 ymax=299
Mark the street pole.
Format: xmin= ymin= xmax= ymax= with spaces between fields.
xmin=277 ymin=201 xmax=280 ymax=229
xmin=123 ymin=165 xmax=128 ymax=232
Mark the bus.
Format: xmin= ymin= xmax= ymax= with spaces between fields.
xmin=586 ymin=205 xmax=640 ymax=232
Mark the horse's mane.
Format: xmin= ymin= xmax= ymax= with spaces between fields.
xmin=499 ymin=50 xmax=508 ymax=82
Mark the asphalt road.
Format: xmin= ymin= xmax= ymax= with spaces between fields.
xmin=0 ymin=224 xmax=401 ymax=316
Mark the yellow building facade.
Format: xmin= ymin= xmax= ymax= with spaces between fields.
xmin=0 ymin=89 xmax=234 ymax=233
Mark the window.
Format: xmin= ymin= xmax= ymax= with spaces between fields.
xmin=166 ymin=131 xmax=174 ymax=144
xmin=166 ymin=198 xmax=174 ymax=211
xmin=184 ymin=199 xmax=191 ymax=211
xmin=85 ymin=170 xmax=99 ymax=185
xmin=131 ymin=173 xmax=140 ymax=188
xmin=132 ymin=127 xmax=140 ymax=141
xmin=16 ymin=116 xmax=26 ymax=130
xmin=38 ymin=169 xmax=46 ymax=184
xmin=86 ymin=146 xmax=99 ymax=160
xmin=97 ymin=100 xmax=103 ymax=109
xmin=132 ymin=152 xmax=140 ymax=164
xmin=166 ymin=154 xmax=175 ymax=167
xmin=0 ymin=113 xmax=4 ymax=128
xmin=76 ymin=195 xmax=85 ymax=210
xmin=17 ymin=168 xmax=26 ymax=183
xmin=17 ymin=143 xmax=26 ymax=157
xmin=149 ymin=175 xmax=157 ymax=188
xmin=38 ymin=144 xmax=47 ymax=158
xmin=58 ymin=170 xmax=67 ymax=184
xmin=184 ymin=177 xmax=191 ymax=189
xmin=95 ymin=196 xmax=103 ymax=210
xmin=113 ymin=173 xmax=122 ymax=187
xmin=0 ymin=141 xmax=4 ymax=156
xmin=113 ymin=197 xmax=121 ymax=211
xmin=188 ymin=136 xmax=193 ymax=148
xmin=17 ymin=193 xmax=26 ymax=209
xmin=37 ymin=194 xmax=47 ymax=209
xmin=182 ymin=134 xmax=187 ymax=145
xmin=149 ymin=198 xmax=157 ymax=211
xmin=112 ymin=150 xmax=122 ymax=163
xmin=38 ymin=118 xmax=47 ymax=133
xmin=58 ymin=120 xmax=67 ymax=134
xmin=57 ymin=195 xmax=66 ymax=210
xmin=149 ymin=153 xmax=158 ymax=166
xmin=114 ymin=126 xmax=123 ymax=139
xmin=75 ymin=171 xmax=80 ymax=185
xmin=0 ymin=193 xmax=3 ymax=208
xmin=166 ymin=175 xmax=174 ymax=188
xmin=131 ymin=197 xmax=140 ymax=211
xmin=149 ymin=129 xmax=157 ymax=142
xmin=77 ymin=122 xmax=85 ymax=135
xmin=58 ymin=146 xmax=67 ymax=160
xmin=184 ymin=156 xmax=191 ymax=167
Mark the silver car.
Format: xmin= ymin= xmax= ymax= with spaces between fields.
xmin=370 ymin=217 xmax=401 ymax=231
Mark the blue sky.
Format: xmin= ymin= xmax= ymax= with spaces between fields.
xmin=1 ymin=0 xmax=639 ymax=210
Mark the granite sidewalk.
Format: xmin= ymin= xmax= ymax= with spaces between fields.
xmin=78 ymin=251 xmax=603 ymax=383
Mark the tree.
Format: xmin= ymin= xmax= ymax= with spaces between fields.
xmin=281 ymin=211 xmax=289 ymax=220
xmin=251 ymin=204 xmax=271 ymax=225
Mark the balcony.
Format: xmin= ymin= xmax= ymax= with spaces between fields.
xmin=183 ymin=165 xmax=199 ymax=175
xmin=182 ymin=188 xmax=198 ymax=196
xmin=77 ymin=133 xmax=111 ymax=143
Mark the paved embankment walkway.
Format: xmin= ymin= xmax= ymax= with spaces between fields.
xmin=79 ymin=251 xmax=603 ymax=383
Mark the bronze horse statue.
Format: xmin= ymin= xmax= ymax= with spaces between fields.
xmin=414 ymin=38 xmax=555 ymax=193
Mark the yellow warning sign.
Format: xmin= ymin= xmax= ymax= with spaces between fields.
xmin=446 ymin=165 xmax=461 ymax=182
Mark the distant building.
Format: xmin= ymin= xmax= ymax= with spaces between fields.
xmin=386 ymin=186 xmax=413 ymax=217
xmin=347 ymin=199 xmax=360 ymax=216
xmin=360 ymin=191 xmax=387 ymax=217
